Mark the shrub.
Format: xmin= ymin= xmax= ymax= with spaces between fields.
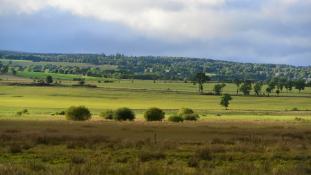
xmin=114 ymin=107 xmax=135 ymax=121
xmin=291 ymin=107 xmax=299 ymax=111
xmin=144 ymin=107 xmax=165 ymax=121
xmin=16 ymin=109 xmax=29 ymax=116
xmin=100 ymin=109 xmax=114 ymax=120
xmin=55 ymin=111 xmax=65 ymax=115
xmin=178 ymin=108 xmax=194 ymax=115
xmin=66 ymin=106 xmax=91 ymax=121
xmin=168 ymin=115 xmax=184 ymax=122
xmin=183 ymin=113 xmax=200 ymax=121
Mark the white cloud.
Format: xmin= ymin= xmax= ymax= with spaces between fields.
xmin=0 ymin=0 xmax=310 ymax=42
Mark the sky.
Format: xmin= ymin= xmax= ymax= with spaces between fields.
xmin=0 ymin=0 xmax=310 ymax=66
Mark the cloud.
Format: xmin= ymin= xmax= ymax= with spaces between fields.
xmin=0 ymin=0 xmax=310 ymax=65
xmin=0 ymin=0 xmax=308 ymax=40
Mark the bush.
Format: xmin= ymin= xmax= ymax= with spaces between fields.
xmin=178 ymin=108 xmax=194 ymax=115
xmin=168 ymin=115 xmax=184 ymax=122
xmin=16 ymin=109 xmax=29 ymax=116
xmin=100 ymin=109 xmax=114 ymax=120
xmin=144 ymin=107 xmax=165 ymax=121
xmin=183 ymin=113 xmax=200 ymax=121
xmin=55 ymin=111 xmax=65 ymax=115
xmin=114 ymin=107 xmax=135 ymax=121
xmin=291 ymin=107 xmax=299 ymax=111
xmin=66 ymin=106 xmax=91 ymax=121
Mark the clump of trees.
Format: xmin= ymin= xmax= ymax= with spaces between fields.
xmin=66 ymin=106 xmax=91 ymax=121
xmin=144 ymin=107 xmax=165 ymax=121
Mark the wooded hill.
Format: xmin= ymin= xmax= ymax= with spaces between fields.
xmin=0 ymin=50 xmax=310 ymax=81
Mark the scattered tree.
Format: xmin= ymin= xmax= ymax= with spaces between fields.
xmin=144 ymin=107 xmax=165 ymax=121
xmin=195 ymin=73 xmax=210 ymax=95
xmin=220 ymin=94 xmax=232 ymax=110
xmin=100 ymin=109 xmax=114 ymax=120
xmin=253 ymin=82 xmax=263 ymax=96
xmin=178 ymin=108 xmax=194 ymax=116
xmin=213 ymin=83 xmax=226 ymax=95
xmin=240 ymin=81 xmax=252 ymax=96
xmin=183 ymin=113 xmax=200 ymax=121
xmin=114 ymin=107 xmax=135 ymax=121
xmin=233 ymin=79 xmax=241 ymax=95
xmin=66 ymin=106 xmax=91 ymax=121
xmin=168 ymin=115 xmax=184 ymax=122
xmin=46 ymin=75 xmax=53 ymax=84
xmin=266 ymin=87 xmax=272 ymax=96
xmin=295 ymin=79 xmax=306 ymax=93
xmin=276 ymin=89 xmax=280 ymax=96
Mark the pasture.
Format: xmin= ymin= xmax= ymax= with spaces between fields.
xmin=0 ymin=74 xmax=311 ymax=174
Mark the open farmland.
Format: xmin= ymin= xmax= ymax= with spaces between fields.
xmin=0 ymin=72 xmax=311 ymax=175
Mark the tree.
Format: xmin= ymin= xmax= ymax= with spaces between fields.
xmin=195 ymin=73 xmax=210 ymax=95
xmin=285 ymin=80 xmax=294 ymax=92
xmin=168 ymin=115 xmax=184 ymax=122
xmin=266 ymin=87 xmax=272 ymax=97
xmin=233 ymin=79 xmax=241 ymax=95
xmin=268 ymin=80 xmax=276 ymax=92
xmin=46 ymin=75 xmax=53 ymax=84
xmin=0 ymin=65 xmax=9 ymax=74
xmin=240 ymin=82 xmax=252 ymax=96
xmin=295 ymin=79 xmax=306 ymax=93
xmin=276 ymin=89 xmax=280 ymax=96
xmin=114 ymin=107 xmax=135 ymax=121
xmin=220 ymin=94 xmax=232 ymax=110
xmin=278 ymin=78 xmax=287 ymax=92
xmin=213 ymin=83 xmax=226 ymax=95
xmin=253 ymin=82 xmax=263 ymax=96
xmin=144 ymin=107 xmax=165 ymax=121
xmin=100 ymin=109 xmax=114 ymax=120
xmin=66 ymin=106 xmax=91 ymax=121
xmin=178 ymin=108 xmax=194 ymax=115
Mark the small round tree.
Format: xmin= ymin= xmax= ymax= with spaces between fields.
xmin=144 ymin=107 xmax=165 ymax=121
xmin=114 ymin=107 xmax=135 ymax=121
xmin=178 ymin=108 xmax=194 ymax=115
xmin=168 ymin=115 xmax=184 ymax=122
xmin=183 ymin=113 xmax=200 ymax=121
xmin=100 ymin=109 xmax=114 ymax=120
xmin=46 ymin=75 xmax=53 ymax=84
xmin=66 ymin=106 xmax=91 ymax=121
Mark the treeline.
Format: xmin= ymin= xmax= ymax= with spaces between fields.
xmin=0 ymin=51 xmax=310 ymax=81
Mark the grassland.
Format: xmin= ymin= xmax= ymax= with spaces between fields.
xmin=0 ymin=74 xmax=311 ymax=174
xmin=0 ymin=120 xmax=310 ymax=175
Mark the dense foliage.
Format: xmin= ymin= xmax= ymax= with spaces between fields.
xmin=1 ymin=51 xmax=310 ymax=81
xmin=66 ymin=106 xmax=91 ymax=121
xmin=144 ymin=107 xmax=165 ymax=121
xmin=114 ymin=107 xmax=135 ymax=121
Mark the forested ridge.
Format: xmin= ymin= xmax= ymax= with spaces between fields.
xmin=0 ymin=50 xmax=310 ymax=81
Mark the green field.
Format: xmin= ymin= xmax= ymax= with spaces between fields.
xmin=0 ymin=74 xmax=311 ymax=174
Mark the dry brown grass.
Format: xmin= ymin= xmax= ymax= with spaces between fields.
xmin=0 ymin=120 xmax=310 ymax=175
